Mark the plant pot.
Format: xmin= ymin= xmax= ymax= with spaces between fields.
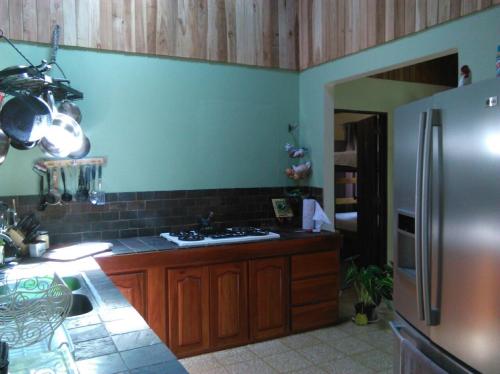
xmin=354 ymin=302 xmax=378 ymax=322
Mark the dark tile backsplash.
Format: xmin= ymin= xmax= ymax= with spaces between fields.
xmin=1 ymin=187 xmax=323 ymax=245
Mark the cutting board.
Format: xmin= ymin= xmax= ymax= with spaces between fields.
xmin=42 ymin=242 xmax=113 ymax=261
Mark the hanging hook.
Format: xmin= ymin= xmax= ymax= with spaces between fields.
xmin=288 ymin=123 xmax=299 ymax=133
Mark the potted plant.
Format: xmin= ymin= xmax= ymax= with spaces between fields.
xmin=345 ymin=262 xmax=393 ymax=325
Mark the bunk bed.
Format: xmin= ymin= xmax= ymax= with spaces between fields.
xmin=334 ymin=150 xmax=360 ymax=264
xmin=334 ymin=150 xmax=358 ymax=233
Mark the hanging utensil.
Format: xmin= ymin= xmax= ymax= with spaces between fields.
xmin=45 ymin=168 xmax=58 ymax=204
xmin=0 ymin=128 xmax=9 ymax=165
xmin=75 ymin=165 xmax=88 ymax=202
xmin=96 ymin=165 xmax=105 ymax=205
xmin=89 ymin=164 xmax=98 ymax=205
xmin=51 ymin=167 xmax=61 ymax=203
xmin=37 ymin=174 xmax=46 ymax=211
xmin=60 ymin=167 xmax=72 ymax=202
xmin=84 ymin=165 xmax=91 ymax=200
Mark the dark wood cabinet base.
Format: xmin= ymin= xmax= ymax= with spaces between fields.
xmin=97 ymin=232 xmax=341 ymax=357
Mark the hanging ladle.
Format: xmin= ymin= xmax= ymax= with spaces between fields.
xmin=61 ymin=167 xmax=72 ymax=202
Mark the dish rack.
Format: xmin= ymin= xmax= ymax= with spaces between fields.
xmin=0 ymin=273 xmax=73 ymax=349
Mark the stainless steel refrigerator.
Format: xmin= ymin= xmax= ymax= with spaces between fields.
xmin=392 ymin=78 xmax=500 ymax=374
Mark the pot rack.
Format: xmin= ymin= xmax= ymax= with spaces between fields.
xmin=0 ymin=29 xmax=83 ymax=101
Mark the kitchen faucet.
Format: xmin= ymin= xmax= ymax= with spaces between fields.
xmin=198 ymin=211 xmax=214 ymax=232
xmin=0 ymin=231 xmax=20 ymax=265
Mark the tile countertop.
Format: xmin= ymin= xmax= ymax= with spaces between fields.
xmin=0 ymin=257 xmax=187 ymax=374
xmin=106 ymin=229 xmax=338 ymax=256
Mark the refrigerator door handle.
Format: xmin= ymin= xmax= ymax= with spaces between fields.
xmin=422 ymin=109 xmax=441 ymax=326
xmin=415 ymin=112 xmax=427 ymax=321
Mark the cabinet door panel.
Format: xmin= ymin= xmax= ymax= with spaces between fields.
xmin=168 ymin=267 xmax=210 ymax=357
xmin=210 ymin=262 xmax=248 ymax=349
xmin=109 ymin=272 xmax=146 ymax=318
xmin=291 ymin=300 xmax=338 ymax=332
xmin=291 ymin=274 xmax=337 ymax=306
xmin=249 ymin=257 xmax=288 ymax=341
xmin=291 ymin=251 xmax=338 ymax=280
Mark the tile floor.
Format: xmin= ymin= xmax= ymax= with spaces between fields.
xmin=180 ymin=289 xmax=395 ymax=373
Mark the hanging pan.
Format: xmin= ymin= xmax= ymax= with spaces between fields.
xmin=0 ymin=95 xmax=52 ymax=144
xmin=39 ymin=91 xmax=84 ymax=158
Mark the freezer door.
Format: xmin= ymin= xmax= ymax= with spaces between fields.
xmin=393 ymin=97 xmax=432 ymax=337
xmin=428 ymin=79 xmax=500 ymax=374
xmin=391 ymin=314 xmax=473 ymax=374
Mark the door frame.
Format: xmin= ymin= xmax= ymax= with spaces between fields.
xmin=334 ymin=109 xmax=388 ymax=266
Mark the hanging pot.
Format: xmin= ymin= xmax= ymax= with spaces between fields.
xmin=0 ymin=95 xmax=51 ymax=144
xmin=0 ymin=65 xmax=37 ymax=83
xmin=39 ymin=91 xmax=84 ymax=158
xmin=10 ymin=138 xmax=38 ymax=150
xmin=68 ymin=135 xmax=90 ymax=159
xmin=0 ymin=129 xmax=9 ymax=165
xmin=58 ymin=100 xmax=82 ymax=123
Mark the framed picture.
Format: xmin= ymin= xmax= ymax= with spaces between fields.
xmin=272 ymin=198 xmax=294 ymax=218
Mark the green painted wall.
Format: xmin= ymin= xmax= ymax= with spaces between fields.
xmin=0 ymin=43 xmax=298 ymax=195
xmin=300 ymin=5 xmax=500 ymax=187
xmin=298 ymin=6 xmax=500 ymax=260
xmin=335 ymin=77 xmax=449 ymax=259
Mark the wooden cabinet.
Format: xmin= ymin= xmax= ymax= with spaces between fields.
xmin=209 ymin=262 xmax=248 ymax=350
xmin=109 ymin=272 xmax=147 ymax=318
xmin=290 ymin=251 xmax=339 ymax=332
xmin=96 ymin=233 xmax=341 ymax=357
xmin=249 ymin=257 xmax=289 ymax=341
xmin=167 ymin=266 xmax=210 ymax=357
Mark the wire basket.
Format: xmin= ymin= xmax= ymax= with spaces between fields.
xmin=0 ymin=273 xmax=72 ymax=348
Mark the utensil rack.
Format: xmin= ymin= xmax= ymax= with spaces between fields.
xmin=35 ymin=157 xmax=107 ymax=170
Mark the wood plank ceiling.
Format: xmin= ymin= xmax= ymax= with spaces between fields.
xmin=0 ymin=0 xmax=498 ymax=71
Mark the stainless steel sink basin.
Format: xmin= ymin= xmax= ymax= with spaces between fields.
xmin=68 ymin=294 xmax=93 ymax=317
xmin=62 ymin=276 xmax=81 ymax=291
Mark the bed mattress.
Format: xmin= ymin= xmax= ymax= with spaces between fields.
xmin=335 ymin=211 xmax=358 ymax=232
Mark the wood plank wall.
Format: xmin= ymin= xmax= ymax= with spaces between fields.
xmin=0 ymin=1 xmax=497 ymax=71
xmin=0 ymin=0 xmax=298 ymax=70
xmin=371 ymin=52 xmax=458 ymax=86
xmin=299 ymin=0 xmax=499 ymax=70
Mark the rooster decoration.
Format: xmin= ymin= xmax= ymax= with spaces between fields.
xmin=285 ymin=143 xmax=308 ymax=158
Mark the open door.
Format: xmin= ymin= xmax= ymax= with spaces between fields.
xmin=355 ymin=114 xmax=387 ymax=267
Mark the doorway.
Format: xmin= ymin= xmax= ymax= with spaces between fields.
xmin=334 ymin=110 xmax=388 ymax=269
xmin=324 ymin=52 xmax=458 ymax=273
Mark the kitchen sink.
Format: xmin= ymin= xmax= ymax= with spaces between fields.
xmin=62 ymin=276 xmax=82 ymax=291
xmin=60 ymin=273 xmax=99 ymax=318
xmin=67 ymin=294 xmax=93 ymax=317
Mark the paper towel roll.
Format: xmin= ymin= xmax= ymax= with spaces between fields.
xmin=302 ymin=199 xmax=315 ymax=230
xmin=313 ymin=201 xmax=331 ymax=232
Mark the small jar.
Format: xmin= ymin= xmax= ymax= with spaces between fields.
xmin=36 ymin=231 xmax=50 ymax=249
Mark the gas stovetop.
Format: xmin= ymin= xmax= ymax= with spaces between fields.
xmin=160 ymin=227 xmax=280 ymax=247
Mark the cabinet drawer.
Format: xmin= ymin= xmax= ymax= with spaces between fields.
xmin=291 ymin=275 xmax=337 ymax=306
xmin=291 ymin=300 xmax=338 ymax=332
xmin=291 ymin=251 xmax=338 ymax=280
